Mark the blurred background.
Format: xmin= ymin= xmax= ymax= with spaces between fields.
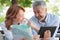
xmin=0 ymin=0 xmax=60 ymax=23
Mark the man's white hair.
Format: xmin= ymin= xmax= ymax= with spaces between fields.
xmin=33 ymin=1 xmax=47 ymax=8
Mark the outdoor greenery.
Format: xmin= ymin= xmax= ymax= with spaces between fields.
xmin=0 ymin=16 xmax=5 ymax=23
xmin=0 ymin=0 xmax=32 ymax=7
xmin=52 ymin=5 xmax=60 ymax=16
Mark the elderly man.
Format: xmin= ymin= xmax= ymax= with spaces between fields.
xmin=30 ymin=1 xmax=60 ymax=40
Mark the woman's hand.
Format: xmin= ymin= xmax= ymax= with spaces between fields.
xmin=24 ymin=18 xmax=40 ymax=32
xmin=33 ymin=35 xmax=40 ymax=40
xmin=43 ymin=30 xmax=51 ymax=40
xmin=22 ymin=37 xmax=28 ymax=40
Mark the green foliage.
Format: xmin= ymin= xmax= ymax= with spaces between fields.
xmin=45 ymin=0 xmax=49 ymax=2
xmin=0 ymin=16 xmax=5 ymax=23
xmin=51 ymin=5 xmax=60 ymax=16
xmin=0 ymin=0 xmax=32 ymax=7
xmin=0 ymin=0 xmax=11 ymax=6
xmin=0 ymin=6 xmax=3 ymax=12
xmin=18 ymin=0 xmax=32 ymax=7
xmin=52 ymin=6 xmax=59 ymax=13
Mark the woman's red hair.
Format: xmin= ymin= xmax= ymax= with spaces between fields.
xmin=5 ymin=4 xmax=25 ymax=30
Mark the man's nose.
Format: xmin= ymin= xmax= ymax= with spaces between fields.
xmin=39 ymin=14 xmax=43 ymax=17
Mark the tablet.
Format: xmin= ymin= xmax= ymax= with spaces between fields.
xmin=38 ymin=26 xmax=56 ymax=38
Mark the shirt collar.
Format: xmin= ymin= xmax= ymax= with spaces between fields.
xmin=45 ymin=13 xmax=48 ymax=22
xmin=34 ymin=13 xmax=48 ymax=23
xmin=13 ymin=19 xmax=27 ymax=25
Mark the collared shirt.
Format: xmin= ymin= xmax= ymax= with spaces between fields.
xmin=30 ymin=13 xmax=60 ymax=40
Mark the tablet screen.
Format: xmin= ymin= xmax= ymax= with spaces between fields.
xmin=38 ymin=26 xmax=56 ymax=38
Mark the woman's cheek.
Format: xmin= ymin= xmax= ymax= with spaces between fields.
xmin=19 ymin=17 xmax=24 ymax=21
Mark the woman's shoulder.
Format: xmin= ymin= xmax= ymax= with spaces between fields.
xmin=0 ymin=21 xmax=5 ymax=27
xmin=0 ymin=21 xmax=7 ymax=30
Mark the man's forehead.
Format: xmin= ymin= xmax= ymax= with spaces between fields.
xmin=33 ymin=6 xmax=45 ymax=10
xmin=33 ymin=5 xmax=46 ymax=9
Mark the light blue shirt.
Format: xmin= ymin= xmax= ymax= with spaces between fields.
xmin=0 ymin=22 xmax=13 ymax=40
xmin=0 ymin=19 xmax=33 ymax=40
xmin=30 ymin=13 xmax=60 ymax=40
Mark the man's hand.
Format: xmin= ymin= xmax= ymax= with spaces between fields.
xmin=43 ymin=30 xmax=51 ymax=40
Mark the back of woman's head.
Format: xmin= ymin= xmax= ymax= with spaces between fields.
xmin=5 ymin=4 xmax=25 ymax=30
